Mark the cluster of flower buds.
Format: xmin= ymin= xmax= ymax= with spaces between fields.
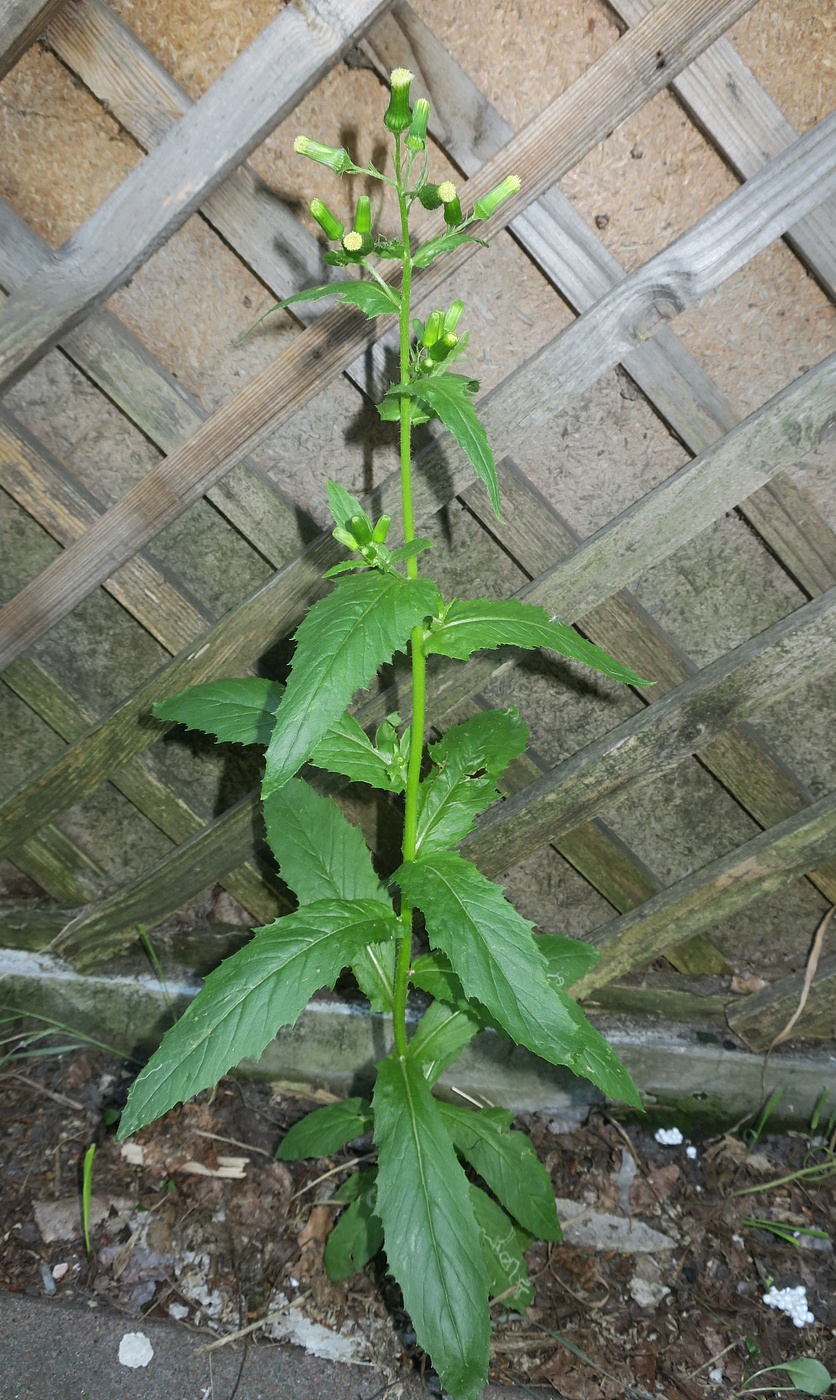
xmin=418 ymin=300 xmax=464 ymax=370
xmin=332 ymin=507 xmax=393 ymax=563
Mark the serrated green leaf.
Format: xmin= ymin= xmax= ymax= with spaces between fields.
xmin=537 ymin=933 xmax=601 ymax=989
xmin=268 ymin=279 xmax=399 ymax=317
xmin=263 ymin=778 xmax=387 ymax=906
xmin=468 ymin=1185 xmax=533 ymax=1315
xmin=407 ymin=998 xmax=485 ymax=1086
xmin=326 ymin=480 xmax=369 ymax=535
xmin=388 ymin=538 xmax=434 ymax=564
xmin=396 ymin=853 xmax=641 ymax=1108
xmin=373 ymin=1055 xmax=490 ymax=1400
xmin=117 ymin=899 xmax=396 ymax=1140
xmin=324 ymin=1192 xmax=384 ymax=1281
xmin=410 ymin=950 xmax=468 ymax=1008
xmin=277 ymin=1097 xmax=373 ymax=1160
xmin=309 ymin=711 xmax=401 ymax=792
xmin=416 ymin=708 xmax=529 ymax=855
xmin=262 ymin=572 xmax=441 ymax=797
xmin=322 ymin=559 xmax=373 ymax=579
xmin=332 ymin=1166 xmax=377 ymax=1204
xmin=350 ymin=940 xmax=397 ymax=1014
xmin=425 ymin=597 xmax=652 ymax=686
xmin=412 ymin=233 xmax=488 ymax=269
xmin=439 ymin=1102 xmax=561 ymax=1241
xmin=153 ymin=677 xmax=284 ymax=746
xmin=400 ymin=374 xmax=500 ymax=518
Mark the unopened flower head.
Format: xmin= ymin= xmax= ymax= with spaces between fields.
xmin=309 ymin=198 xmax=344 ymax=242
xmin=294 ymin=136 xmax=352 ymax=175
xmin=473 ymin=174 xmax=521 ymax=221
xmin=437 ymin=181 xmax=457 ymax=205
xmin=384 ymin=67 xmax=414 ymax=133
xmin=354 ymin=195 xmax=372 ymax=235
xmin=418 ymin=183 xmax=444 ymax=211
xmin=342 ymin=229 xmax=372 ymax=257
xmin=406 ymin=97 xmax=430 ymax=152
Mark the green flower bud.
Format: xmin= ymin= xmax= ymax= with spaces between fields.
xmin=384 ymin=67 xmax=414 ymax=133
xmin=422 ymin=310 xmax=444 ymax=348
xmin=341 ymin=230 xmax=373 ymax=257
xmin=438 ymin=181 xmax=463 ymax=227
xmin=349 ymin=513 xmax=372 ymax=545
xmin=441 ymin=331 xmax=459 ymax=351
xmin=354 ymin=195 xmax=372 ymax=235
xmin=309 ymin=198 xmax=344 ymax=242
xmin=293 ymin=136 xmax=352 ymax=175
xmin=473 ymin=174 xmax=521 ymax=221
xmin=371 ymin=513 xmax=392 ymax=543
xmin=406 ymin=98 xmax=430 ymax=152
xmin=443 ymin=299 xmax=464 ymax=332
xmin=333 ymin=525 xmax=359 ymax=551
xmin=417 ymin=183 xmax=443 ymax=211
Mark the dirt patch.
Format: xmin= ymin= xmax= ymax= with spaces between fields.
xmin=1 ymin=1032 xmax=834 ymax=1396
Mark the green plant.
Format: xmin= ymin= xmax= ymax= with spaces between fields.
xmin=81 ymin=1142 xmax=95 ymax=1255
xmin=117 ymin=70 xmax=650 ymax=1398
xmin=738 ymin=1357 xmax=833 ymax=1396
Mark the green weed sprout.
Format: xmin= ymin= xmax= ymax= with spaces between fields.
xmin=117 ymin=70 xmax=652 ymax=1398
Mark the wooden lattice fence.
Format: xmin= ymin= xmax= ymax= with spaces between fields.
xmin=1 ymin=0 xmax=835 ymax=1069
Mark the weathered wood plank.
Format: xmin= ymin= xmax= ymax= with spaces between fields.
xmin=571 ymin=792 xmax=836 ymax=995
xmin=460 ymin=588 xmax=836 ymax=878
xmin=582 ymin=984 xmax=728 ymax=1023
xmin=0 ymin=774 xmax=105 ymax=904
xmin=57 ymin=794 xmax=262 ymax=969
xmin=0 ymin=0 xmax=762 ymax=670
xmin=0 ymin=904 xmax=70 ymax=950
xmin=0 ymin=0 xmax=66 ymax=80
xmin=463 ymin=460 xmax=836 ymax=906
xmin=739 ymin=476 xmax=836 ymax=597
xmin=726 ymin=953 xmax=836 ymax=1050
xmin=609 ymin=0 xmax=836 ymax=299
xmin=2 ymin=654 xmax=286 ymax=925
xmin=0 ymin=0 xmax=393 ymax=393
xmin=0 ymin=199 xmax=312 ymax=571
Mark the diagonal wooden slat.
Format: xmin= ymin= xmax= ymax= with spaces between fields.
xmin=0 ymin=0 xmax=66 ymax=80
xmin=0 ymin=0 xmax=393 ymax=393
xmin=570 ymin=791 xmax=836 ymax=996
xmin=0 ymin=0 xmax=761 ymax=669
xmin=608 ymin=0 xmax=836 ymax=299
xmin=0 ymin=774 xmax=105 ymax=904
xmin=727 ymin=952 xmax=836 ymax=1050
xmin=461 ymin=588 xmax=836 ymax=878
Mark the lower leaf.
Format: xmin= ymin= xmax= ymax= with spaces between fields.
xmin=468 ymin=1185 xmax=533 ymax=1315
xmin=373 ymin=1054 xmax=490 ymax=1400
xmin=324 ymin=1194 xmax=384 ymax=1282
xmin=277 ymin=1097 xmax=372 ymax=1160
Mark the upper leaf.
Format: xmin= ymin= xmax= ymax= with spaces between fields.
xmin=267 ymin=279 xmax=400 ymax=318
xmin=309 ymin=709 xmax=404 ymax=792
xmin=350 ymin=940 xmax=397 ymax=1015
xmin=117 ymin=899 xmax=397 ymax=1139
xmin=410 ymin=949 xmax=468 ymax=1008
xmin=262 ymin=778 xmax=387 ymax=907
xmin=277 ymin=1097 xmax=373 ymax=1160
xmin=438 ymin=1102 xmax=561 ymax=1241
xmin=416 ymin=708 xmax=529 ymax=855
xmin=468 ymin=1184 xmax=533 ymax=1315
xmin=412 ymin=233 xmax=488 ymax=269
xmin=373 ymin=1054 xmax=490 ymax=1400
xmin=326 ymin=480 xmax=369 ymax=536
xmin=396 ymin=853 xmax=641 ymax=1107
xmin=153 ymin=677 xmax=283 ymax=747
xmin=262 ymin=572 xmax=441 ymax=798
xmin=407 ymin=998 xmax=485 ymax=1086
xmin=425 ymin=597 xmax=652 ymax=685
xmin=399 ymin=374 xmax=501 ymax=519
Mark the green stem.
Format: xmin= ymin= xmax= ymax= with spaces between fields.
xmin=391 ymin=132 xmax=424 ymax=1059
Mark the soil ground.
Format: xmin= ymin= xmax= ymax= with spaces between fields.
xmin=1 ymin=1029 xmax=834 ymax=1398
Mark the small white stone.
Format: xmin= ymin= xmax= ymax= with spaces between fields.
xmin=51 ymin=1262 xmax=69 ymax=1280
xmin=168 ymin=1302 xmax=189 ymax=1321
xmin=709 ymin=1367 xmax=724 ymax=1383
xmin=118 ymin=1332 xmax=154 ymax=1368
xmin=685 ymin=1145 xmax=698 ymax=1160
xmin=654 ymin=1127 xmax=684 ymax=1146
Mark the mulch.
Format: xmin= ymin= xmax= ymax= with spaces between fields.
xmin=1 ymin=1026 xmax=834 ymax=1398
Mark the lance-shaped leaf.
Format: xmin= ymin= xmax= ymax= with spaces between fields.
xmin=410 ymin=949 xmax=468 ymax=1008
xmin=324 ymin=1169 xmax=382 ymax=1282
xmin=374 ymin=1054 xmax=490 ymax=1400
xmin=416 ymin=708 xmax=529 ymax=855
xmin=439 ymin=1102 xmax=561 ymax=1241
xmin=277 ymin=1097 xmax=373 ymax=1160
xmin=262 ymin=779 xmax=395 ymax=1012
xmin=396 ymin=853 xmax=640 ymax=1108
xmin=468 ymin=1185 xmax=533 ymax=1315
xmin=153 ymin=677 xmax=284 ymax=746
xmin=412 ymin=232 xmax=488 ymax=269
xmin=262 ymin=279 xmax=400 ymax=317
xmin=117 ymin=899 xmax=397 ymax=1140
xmin=263 ymin=572 xmax=441 ymax=798
xmin=398 ymin=374 xmax=500 ymax=519
xmin=425 ymin=597 xmax=652 ymax=686
xmin=309 ymin=710 xmax=402 ymax=792
xmin=407 ymin=998 xmax=485 ymax=1086
xmin=537 ymin=932 xmax=601 ymax=989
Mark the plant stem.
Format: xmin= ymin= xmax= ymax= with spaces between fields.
xmin=392 ymin=132 xmax=424 ymax=1059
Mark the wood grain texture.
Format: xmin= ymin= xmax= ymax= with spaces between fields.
xmin=0 ymin=773 xmax=105 ymax=904
xmin=0 ymin=0 xmax=393 ymax=393
xmin=0 ymin=0 xmax=760 ymax=671
xmin=609 ymin=0 xmax=836 ymax=299
xmin=571 ymin=791 xmax=836 ymax=995
xmin=459 ymin=588 xmax=836 ymax=878
xmin=727 ymin=952 xmax=836 ymax=1049
xmin=0 ymin=0 xmax=66 ymax=80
